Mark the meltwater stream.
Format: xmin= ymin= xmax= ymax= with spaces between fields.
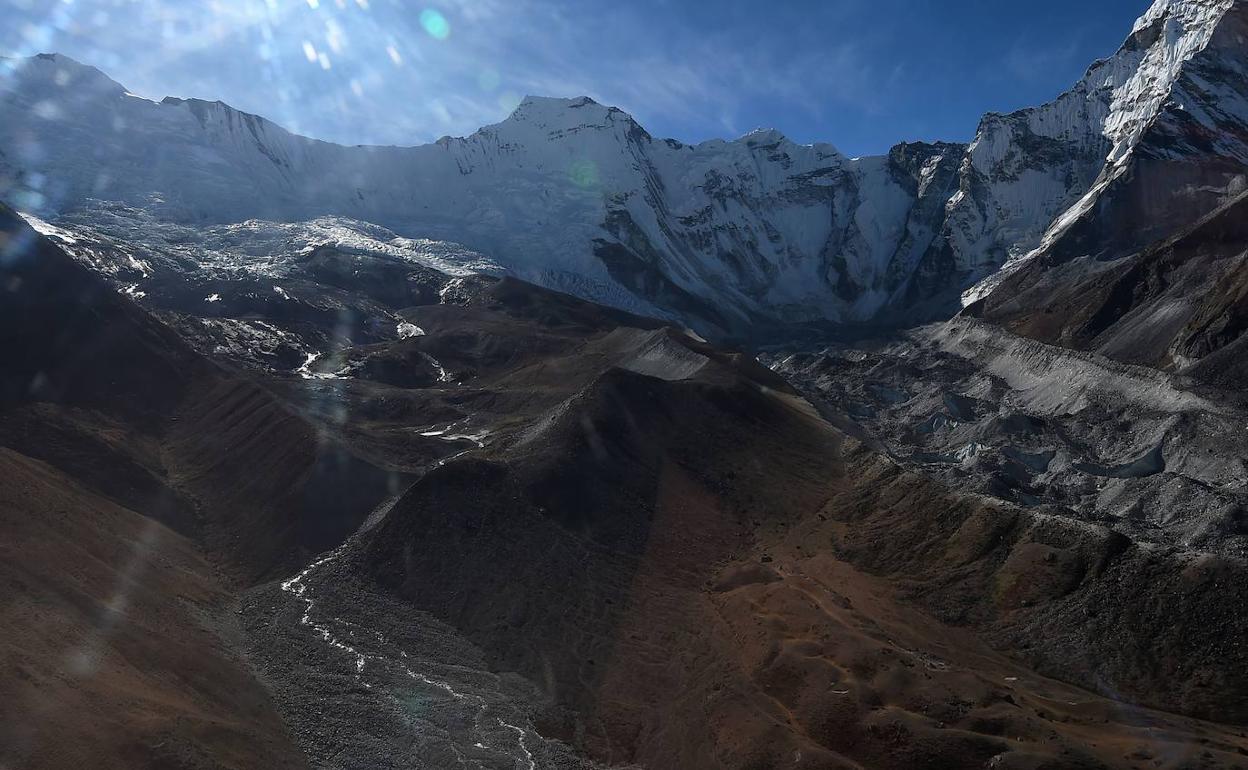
xmin=245 ymin=428 xmax=593 ymax=770
xmin=279 ymin=545 xmax=537 ymax=769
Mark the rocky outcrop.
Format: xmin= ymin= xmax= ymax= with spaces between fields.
xmin=972 ymin=186 xmax=1248 ymax=386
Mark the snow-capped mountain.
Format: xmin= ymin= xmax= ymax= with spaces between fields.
xmin=1 ymin=0 xmax=1245 ymax=338
xmin=959 ymin=0 xmax=1248 ymax=303
xmin=0 ymin=56 xmax=962 ymax=332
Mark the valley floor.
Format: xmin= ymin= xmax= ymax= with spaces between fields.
xmin=2 ymin=205 xmax=1247 ymax=769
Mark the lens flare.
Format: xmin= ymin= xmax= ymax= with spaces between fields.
xmin=419 ymin=9 xmax=449 ymax=40
xmin=568 ymin=159 xmax=599 ymax=189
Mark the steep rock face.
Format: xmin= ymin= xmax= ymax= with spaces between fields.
xmin=968 ymin=2 xmax=1248 ymax=380
xmin=2 ymin=1 xmax=1247 ymax=338
xmin=0 ymin=203 xmax=402 ymax=581
xmin=971 ymin=188 xmax=1248 ymax=386
xmin=1020 ymin=0 xmax=1248 ymax=268
xmin=956 ymin=0 xmax=1246 ymax=303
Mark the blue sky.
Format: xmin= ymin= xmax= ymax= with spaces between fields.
xmin=2 ymin=0 xmax=1148 ymax=156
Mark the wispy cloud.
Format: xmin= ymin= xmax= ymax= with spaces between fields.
xmin=0 ymin=0 xmax=885 ymax=146
xmin=430 ymin=1 xmax=885 ymax=139
xmin=0 ymin=0 xmax=1146 ymax=156
xmin=1001 ymin=34 xmax=1086 ymax=87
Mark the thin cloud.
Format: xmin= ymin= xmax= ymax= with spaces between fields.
xmin=1002 ymin=35 xmax=1085 ymax=86
xmin=0 ymin=0 xmax=1143 ymax=156
xmin=0 ymin=0 xmax=884 ymax=146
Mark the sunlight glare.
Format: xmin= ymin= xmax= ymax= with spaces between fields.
xmin=568 ymin=159 xmax=599 ymax=189
xmin=419 ymin=9 xmax=450 ymax=40
xmin=498 ymin=91 xmax=521 ymax=114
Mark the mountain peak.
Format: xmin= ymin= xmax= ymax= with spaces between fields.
xmin=496 ymin=94 xmax=648 ymax=141
xmin=1102 ymin=0 xmax=1238 ymax=149
xmin=740 ymin=128 xmax=788 ymax=145
xmin=505 ymin=94 xmax=644 ymax=125
xmin=518 ymin=95 xmax=600 ymax=109
xmin=509 ymin=95 xmax=613 ymax=120
xmin=1 ymin=52 xmax=127 ymax=101
xmin=1133 ymin=0 xmax=1236 ymax=34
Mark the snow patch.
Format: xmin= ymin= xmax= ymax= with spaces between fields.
xmin=397 ymin=321 xmax=425 ymax=339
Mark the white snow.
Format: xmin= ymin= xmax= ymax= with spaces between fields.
xmin=17 ymin=212 xmax=78 ymax=244
xmin=296 ymin=352 xmax=348 ymax=380
xmin=424 ymin=353 xmax=453 ymax=382
xmin=2 ymin=2 xmax=1243 ymax=328
xmin=949 ymin=0 xmax=1242 ymax=288
xmin=50 ymin=205 xmax=503 ymax=282
xmin=0 ymin=55 xmax=922 ymax=324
